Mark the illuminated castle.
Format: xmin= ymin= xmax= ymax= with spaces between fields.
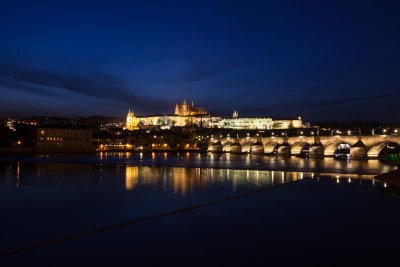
xmin=125 ymin=98 xmax=303 ymax=130
xmin=174 ymin=97 xmax=208 ymax=116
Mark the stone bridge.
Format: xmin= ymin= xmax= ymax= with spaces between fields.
xmin=207 ymin=135 xmax=400 ymax=159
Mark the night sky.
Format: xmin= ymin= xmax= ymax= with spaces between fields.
xmin=1 ymin=0 xmax=399 ymax=122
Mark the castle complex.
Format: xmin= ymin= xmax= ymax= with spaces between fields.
xmin=125 ymin=97 xmax=303 ymax=130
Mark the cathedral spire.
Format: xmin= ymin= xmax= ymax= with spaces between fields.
xmin=175 ymin=103 xmax=180 ymax=115
xmin=184 ymin=96 xmax=187 ymax=106
xmin=192 ymin=100 xmax=194 ymax=107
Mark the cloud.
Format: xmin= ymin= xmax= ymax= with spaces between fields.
xmin=0 ymin=63 xmax=174 ymax=114
xmin=0 ymin=75 xmax=62 ymax=98
xmin=235 ymin=94 xmax=396 ymax=120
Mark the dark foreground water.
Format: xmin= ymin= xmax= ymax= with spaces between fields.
xmin=0 ymin=153 xmax=399 ymax=266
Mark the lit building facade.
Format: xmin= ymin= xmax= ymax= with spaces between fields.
xmin=36 ymin=128 xmax=93 ymax=152
xmin=126 ymin=109 xmax=138 ymax=130
xmin=212 ymin=116 xmax=303 ymax=130
xmin=272 ymin=117 xmax=303 ymax=129
xmin=214 ymin=117 xmax=274 ymax=130
xmin=125 ymin=98 xmax=303 ymax=130
xmin=126 ymin=114 xmax=220 ymax=129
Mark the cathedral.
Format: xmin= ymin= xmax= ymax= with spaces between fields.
xmin=174 ymin=97 xmax=208 ymax=116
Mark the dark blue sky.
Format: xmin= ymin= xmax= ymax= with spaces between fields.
xmin=1 ymin=0 xmax=399 ymax=121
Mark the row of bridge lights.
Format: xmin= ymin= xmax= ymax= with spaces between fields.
xmin=202 ymin=128 xmax=399 ymax=140
xmin=307 ymin=128 xmax=399 ymax=136
xmin=334 ymin=129 xmax=399 ymax=135
xmin=383 ymin=129 xmax=398 ymax=134
xmin=209 ymin=132 xmax=307 ymax=138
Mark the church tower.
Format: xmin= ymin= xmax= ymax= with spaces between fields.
xmin=182 ymin=96 xmax=189 ymax=115
xmin=126 ymin=108 xmax=138 ymax=130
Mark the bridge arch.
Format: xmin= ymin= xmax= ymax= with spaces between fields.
xmin=222 ymin=142 xmax=233 ymax=152
xmin=276 ymin=142 xmax=291 ymax=155
xmin=208 ymin=140 xmax=223 ymax=153
xmin=264 ymin=141 xmax=279 ymax=154
xmin=324 ymin=141 xmax=351 ymax=157
xmin=367 ymin=141 xmax=400 ymax=158
xmin=291 ymin=141 xmax=310 ymax=156
xmin=241 ymin=141 xmax=253 ymax=153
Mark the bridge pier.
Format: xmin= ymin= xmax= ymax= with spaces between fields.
xmin=251 ymin=140 xmax=264 ymax=154
xmin=208 ymin=141 xmax=222 ymax=153
xmin=230 ymin=141 xmax=242 ymax=154
xmin=277 ymin=144 xmax=291 ymax=156
xmin=350 ymin=147 xmax=367 ymax=159
xmin=350 ymin=148 xmax=367 ymax=159
xmin=309 ymin=144 xmax=324 ymax=157
xmin=349 ymin=140 xmax=367 ymax=159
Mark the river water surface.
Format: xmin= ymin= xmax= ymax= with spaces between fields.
xmin=0 ymin=153 xmax=399 ymax=266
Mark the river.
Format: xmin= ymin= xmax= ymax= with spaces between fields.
xmin=0 ymin=152 xmax=399 ymax=266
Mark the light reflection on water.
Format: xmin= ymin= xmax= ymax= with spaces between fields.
xmin=0 ymin=160 xmax=394 ymax=262
xmin=124 ymin=166 xmax=377 ymax=196
xmin=0 ymin=152 xmax=395 ymax=176
xmin=0 ymin=162 xmax=379 ymax=198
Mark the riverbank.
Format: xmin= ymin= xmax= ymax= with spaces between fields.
xmin=376 ymin=169 xmax=400 ymax=186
